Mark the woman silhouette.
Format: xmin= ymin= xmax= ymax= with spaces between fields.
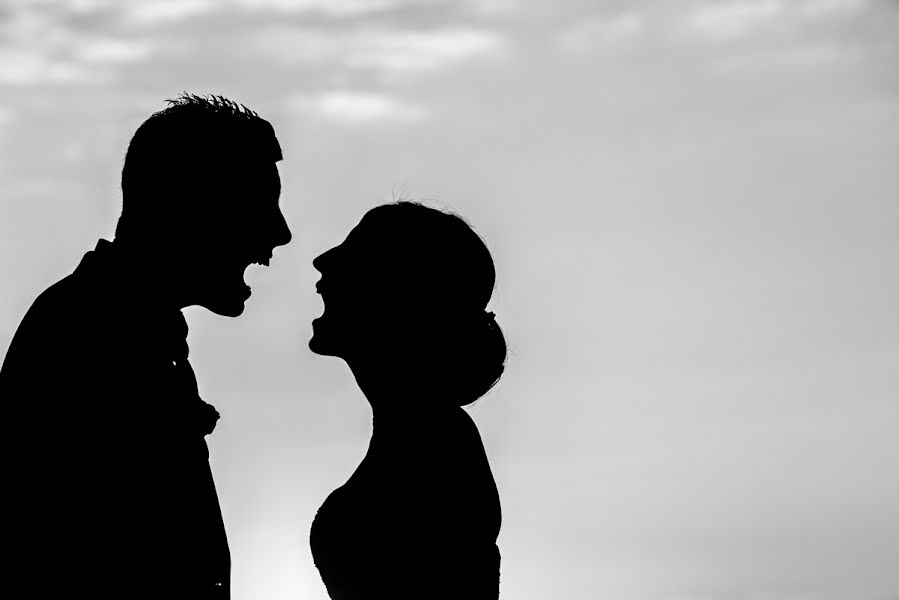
xmin=309 ymin=201 xmax=506 ymax=599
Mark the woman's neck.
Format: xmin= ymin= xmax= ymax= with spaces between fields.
xmin=371 ymin=402 xmax=458 ymax=433
xmin=346 ymin=355 xmax=463 ymax=444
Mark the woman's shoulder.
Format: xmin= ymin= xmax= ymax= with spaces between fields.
xmin=423 ymin=407 xmax=490 ymax=467
xmin=418 ymin=408 xmax=501 ymax=525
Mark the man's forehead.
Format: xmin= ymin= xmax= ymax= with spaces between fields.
xmin=222 ymin=153 xmax=280 ymax=173
xmin=218 ymin=126 xmax=281 ymax=163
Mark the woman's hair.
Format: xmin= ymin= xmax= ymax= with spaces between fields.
xmin=366 ymin=201 xmax=507 ymax=406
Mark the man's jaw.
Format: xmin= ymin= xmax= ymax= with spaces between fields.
xmin=198 ymin=253 xmax=270 ymax=317
xmin=241 ymin=250 xmax=273 ymax=292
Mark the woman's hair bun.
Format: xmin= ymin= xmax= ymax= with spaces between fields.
xmin=369 ymin=201 xmax=508 ymax=406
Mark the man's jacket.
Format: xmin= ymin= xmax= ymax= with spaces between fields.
xmin=1 ymin=239 xmax=230 ymax=599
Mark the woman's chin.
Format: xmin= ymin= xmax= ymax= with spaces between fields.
xmin=309 ymin=324 xmax=339 ymax=357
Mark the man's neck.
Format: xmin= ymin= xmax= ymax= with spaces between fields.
xmin=110 ymin=237 xmax=191 ymax=311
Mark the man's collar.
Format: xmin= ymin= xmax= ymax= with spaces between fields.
xmin=78 ymin=238 xmax=183 ymax=312
xmin=77 ymin=238 xmax=189 ymax=354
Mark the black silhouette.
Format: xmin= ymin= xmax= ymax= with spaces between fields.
xmin=309 ymin=201 xmax=506 ymax=599
xmin=0 ymin=94 xmax=290 ymax=599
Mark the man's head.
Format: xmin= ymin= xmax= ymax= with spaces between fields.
xmin=116 ymin=93 xmax=292 ymax=316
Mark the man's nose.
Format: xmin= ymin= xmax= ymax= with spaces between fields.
xmin=271 ymin=210 xmax=292 ymax=248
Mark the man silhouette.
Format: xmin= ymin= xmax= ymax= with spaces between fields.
xmin=0 ymin=94 xmax=291 ymax=599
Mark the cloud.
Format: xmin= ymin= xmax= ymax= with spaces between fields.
xmin=681 ymin=0 xmax=872 ymax=42
xmin=247 ymin=26 xmax=505 ymax=74
xmin=556 ymin=12 xmax=645 ymax=55
xmin=710 ymin=39 xmax=866 ymax=71
xmin=73 ymin=38 xmax=155 ymax=63
xmin=795 ymin=0 xmax=868 ymax=19
xmin=232 ymin=0 xmax=412 ymax=17
xmin=231 ymin=0 xmax=519 ymax=19
xmin=343 ymin=29 xmax=504 ymax=72
xmin=287 ymin=90 xmax=429 ymax=123
xmin=0 ymin=6 xmax=157 ymax=86
xmin=683 ymin=0 xmax=786 ymax=42
xmin=0 ymin=50 xmax=99 ymax=86
xmin=0 ymin=37 xmax=154 ymax=86
xmin=61 ymin=0 xmax=512 ymax=24
xmin=463 ymin=0 xmax=520 ymax=17
xmin=0 ymin=106 xmax=14 ymax=126
xmin=10 ymin=0 xmax=216 ymax=27
xmin=117 ymin=0 xmax=216 ymax=26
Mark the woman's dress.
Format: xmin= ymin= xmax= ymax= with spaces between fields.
xmin=310 ymin=410 xmax=501 ymax=599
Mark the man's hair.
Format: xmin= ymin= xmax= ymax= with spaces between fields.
xmin=116 ymin=93 xmax=281 ymax=238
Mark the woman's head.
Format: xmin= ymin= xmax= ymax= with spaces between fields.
xmin=310 ymin=201 xmax=506 ymax=406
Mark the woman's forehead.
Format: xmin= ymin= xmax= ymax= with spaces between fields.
xmin=350 ymin=211 xmax=405 ymax=243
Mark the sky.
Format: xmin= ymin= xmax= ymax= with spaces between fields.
xmin=1 ymin=0 xmax=898 ymax=599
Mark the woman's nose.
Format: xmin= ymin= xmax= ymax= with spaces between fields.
xmin=313 ymin=247 xmax=335 ymax=272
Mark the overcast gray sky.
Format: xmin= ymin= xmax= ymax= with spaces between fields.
xmin=2 ymin=1 xmax=898 ymax=599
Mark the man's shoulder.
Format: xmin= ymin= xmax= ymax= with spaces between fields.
xmin=29 ymin=270 xmax=86 ymax=313
xmin=0 ymin=263 xmax=110 ymax=398
xmin=21 ymin=267 xmax=110 ymax=334
xmin=7 ymin=251 xmax=134 ymax=361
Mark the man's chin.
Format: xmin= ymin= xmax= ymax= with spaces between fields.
xmin=309 ymin=322 xmax=340 ymax=357
xmin=209 ymin=302 xmax=247 ymax=318
xmin=201 ymin=287 xmax=251 ymax=317
xmin=308 ymin=334 xmax=331 ymax=356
